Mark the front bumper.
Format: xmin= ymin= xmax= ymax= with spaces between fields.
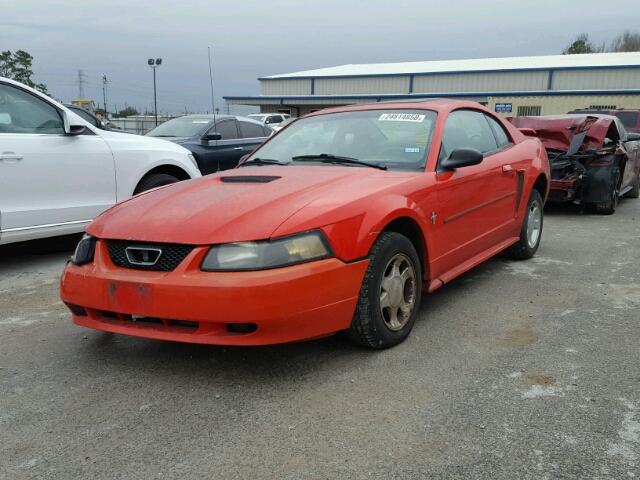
xmin=60 ymin=241 xmax=369 ymax=346
xmin=548 ymin=177 xmax=579 ymax=202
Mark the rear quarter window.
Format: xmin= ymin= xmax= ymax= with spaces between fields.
xmin=240 ymin=121 xmax=267 ymax=138
xmin=485 ymin=115 xmax=512 ymax=148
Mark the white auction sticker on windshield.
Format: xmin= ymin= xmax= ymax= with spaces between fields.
xmin=378 ymin=113 xmax=426 ymax=122
xmin=192 ymin=120 xmax=210 ymax=124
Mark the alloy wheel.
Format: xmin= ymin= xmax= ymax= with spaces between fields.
xmin=379 ymin=253 xmax=417 ymax=331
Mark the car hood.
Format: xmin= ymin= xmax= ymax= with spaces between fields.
xmin=146 ymin=136 xmax=193 ymax=144
xmin=97 ymin=129 xmax=192 ymax=155
xmin=87 ymin=165 xmax=415 ymax=245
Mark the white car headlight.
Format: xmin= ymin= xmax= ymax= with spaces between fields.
xmin=201 ymin=231 xmax=332 ymax=271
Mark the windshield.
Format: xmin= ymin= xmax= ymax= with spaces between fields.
xmin=248 ymin=114 xmax=268 ymax=122
xmin=248 ymin=109 xmax=436 ymax=171
xmin=146 ymin=117 xmax=213 ymax=137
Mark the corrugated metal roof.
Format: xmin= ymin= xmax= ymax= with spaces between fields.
xmin=262 ymin=52 xmax=640 ymax=79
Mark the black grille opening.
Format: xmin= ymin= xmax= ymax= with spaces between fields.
xmin=66 ymin=303 xmax=87 ymax=316
xmin=167 ymin=320 xmax=199 ymax=331
xmin=227 ymin=323 xmax=257 ymax=334
xmin=106 ymin=240 xmax=195 ymax=271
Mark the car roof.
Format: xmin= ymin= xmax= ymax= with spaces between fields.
xmin=179 ymin=114 xmax=263 ymax=125
xmin=303 ymin=98 xmax=489 ymax=118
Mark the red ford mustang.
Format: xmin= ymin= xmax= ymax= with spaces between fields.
xmin=60 ymin=100 xmax=550 ymax=349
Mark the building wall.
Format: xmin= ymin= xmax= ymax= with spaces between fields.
xmin=551 ymin=67 xmax=640 ymax=90
xmin=261 ymin=79 xmax=311 ymax=95
xmin=315 ymin=76 xmax=410 ymax=95
xmin=254 ymin=95 xmax=640 ymax=117
xmin=489 ymin=94 xmax=640 ymax=117
xmin=413 ymin=71 xmax=548 ymax=93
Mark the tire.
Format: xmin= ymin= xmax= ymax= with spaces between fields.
xmin=624 ymin=173 xmax=640 ymax=199
xmin=347 ymin=232 xmax=422 ymax=349
xmin=506 ymin=189 xmax=544 ymax=260
xmin=134 ymin=173 xmax=180 ymax=194
xmin=587 ymin=170 xmax=620 ymax=215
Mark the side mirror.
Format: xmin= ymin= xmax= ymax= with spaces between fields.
xmin=202 ymin=132 xmax=222 ymax=142
xmin=440 ymin=148 xmax=483 ymax=171
xmin=62 ymin=110 xmax=87 ymax=136
xmin=626 ymin=132 xmax=640 ymax=141
xmin=67 ymin=124 xmax=87 ymax=136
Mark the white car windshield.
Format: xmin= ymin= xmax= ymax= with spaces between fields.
xmin=248 ymin=109 xmax=437 ymax=171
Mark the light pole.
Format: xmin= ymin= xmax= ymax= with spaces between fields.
xmin=147 ymin=58 xmax=162 ymax=126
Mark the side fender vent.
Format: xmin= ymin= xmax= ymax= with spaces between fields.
xmin=220 ymin=176 xmax=280 ymax=183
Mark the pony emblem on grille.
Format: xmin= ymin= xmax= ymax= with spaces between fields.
xmin=125 ymin=246 xmax=162 ymax=266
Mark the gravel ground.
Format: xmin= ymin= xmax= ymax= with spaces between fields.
xmin=1 ymin=200 xmax=639 ymax=480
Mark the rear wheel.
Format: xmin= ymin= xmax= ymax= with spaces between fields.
xmin=348 ymin=232 xmax=422 ymax=349
xmin=506 ymin=189 xmax=543 ymax=260
xmin=134 ymin=173 xmax=180 ymax=194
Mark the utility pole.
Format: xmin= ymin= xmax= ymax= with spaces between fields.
xmin=77 ymin=69 xmax=87 ymax=98
xmin=147 ymin=58 xmax=162 ymax=126
xmin=208 ymin=46 xmax=216 ymax=126
xmin=101 ymin=74 xmax=108 ymax=115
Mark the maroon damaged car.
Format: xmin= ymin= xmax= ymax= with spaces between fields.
xmin=511 ymin=115 xmax=640 ymax=214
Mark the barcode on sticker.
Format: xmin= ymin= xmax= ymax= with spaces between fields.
xmin=378 ymin=113 xmax=426 ymax=122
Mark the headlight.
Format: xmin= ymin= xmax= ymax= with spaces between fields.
xmin=71 ymin=234 xmax=96 ymax=266
xmin=201 ymin=231 xmax=332 ymax=271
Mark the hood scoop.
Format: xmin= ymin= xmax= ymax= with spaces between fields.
xmin=220 ymin=175 xmax=281 ymax=183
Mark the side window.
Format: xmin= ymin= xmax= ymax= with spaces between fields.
xmin=0 ymin=83 xmax=64 ymax=134
xmin=441 ymin=110 xmax=498 ymax=157
xmin=239 ymin=121 xmax=267 ymax=138
xmin=485 ymin=114 xmax=512 ymax=149
xmin=265 ymin=115 xmax=281 ymax=125
xmin=213 ymin=120 xmax=238 ymax=140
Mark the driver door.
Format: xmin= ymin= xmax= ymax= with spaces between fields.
xmin=0 ymin=82 xmax=115 ymax=243
xmin=430 ymin=109 xmax=518 ymax=280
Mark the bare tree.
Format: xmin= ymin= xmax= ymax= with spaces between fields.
xmin=609 ymin=31 xmax=640 ymax=52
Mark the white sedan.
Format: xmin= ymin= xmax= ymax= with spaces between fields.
xmin=0 ymin=77 xmax=201 ymax=245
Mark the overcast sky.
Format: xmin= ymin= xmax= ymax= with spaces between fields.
xmin=2 ymin=0 xmax=636 ymax=114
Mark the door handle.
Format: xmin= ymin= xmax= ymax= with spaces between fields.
xmin=0 ymin=152 xmax=23 ymax=162
xmin=502 ymin=164 xmax=513 ymax=173
xmin=233 ymin=147 xmax=243 ymax=151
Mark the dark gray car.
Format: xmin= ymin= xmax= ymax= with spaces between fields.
xmin=146 ymin=114 xmax=272 ymax=174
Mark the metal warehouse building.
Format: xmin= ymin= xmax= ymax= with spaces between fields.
xmin=224 ymin=52 xmax=640 ymax=117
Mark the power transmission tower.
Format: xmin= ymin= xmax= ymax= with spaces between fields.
xmin=77 ymin=69 xmax=87 ymax=98
xmin=101 ymin=74 xmax=108 ymax=115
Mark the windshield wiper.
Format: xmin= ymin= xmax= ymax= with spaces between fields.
xmin=291 ymin=153 xmax=387 ymax=170
xmin=240 ymin=157 xmax=288 ymax=167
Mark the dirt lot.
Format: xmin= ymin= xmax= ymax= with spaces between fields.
xmin=1 ymin=200 xmax=639 ymax=479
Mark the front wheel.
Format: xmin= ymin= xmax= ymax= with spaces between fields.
xmin=587 ymin=170 xmax=620 ymax=215
xmin=348 ymin=232 xmax=422 ymax=349
xmin=506 ymin=189 xmax=544 ymax=260
xmin=134 ymin=173 xmax=180 ymax=194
